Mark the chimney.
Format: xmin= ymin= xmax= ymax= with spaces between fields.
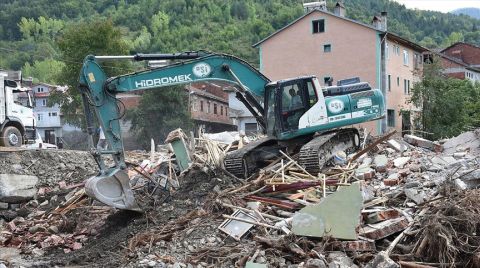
xmin=334 ymin=1 xmax=346 ymax=17
xmin=303 ymin=1 xmax=327 ymax=13
xmin=381 ymin=11 xmax=388 ymax=31
xmin=372 ymin=16 xmax=382 ymax=30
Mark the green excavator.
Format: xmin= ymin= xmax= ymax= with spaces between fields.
xmin=78 ymin=51 xmax=385 ymax=211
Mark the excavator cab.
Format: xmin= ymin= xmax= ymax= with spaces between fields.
xmin=265 ymin=76 xmax=321 ymax=137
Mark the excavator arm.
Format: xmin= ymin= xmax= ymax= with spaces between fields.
xmin=78 ymin=51 xmax=270 ymax=210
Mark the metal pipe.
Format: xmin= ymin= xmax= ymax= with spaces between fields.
xmin=95 ymin=52 xmax=202 ymax=61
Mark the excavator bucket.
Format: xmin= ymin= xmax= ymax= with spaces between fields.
xmin=85 ymin=169 xmax=141 ymax=212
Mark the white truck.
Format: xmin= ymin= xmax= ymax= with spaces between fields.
xmin=0 ymin=71 xmax=36 ymax=147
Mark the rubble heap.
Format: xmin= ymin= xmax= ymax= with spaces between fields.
xmin=0 ymin=128 xmax=479 ymax=268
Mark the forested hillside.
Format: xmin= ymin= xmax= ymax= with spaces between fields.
xmin=0 ymin=0 xmax=479 ymax=79
xmin=452 ymin=8 xmax=480 ymax=20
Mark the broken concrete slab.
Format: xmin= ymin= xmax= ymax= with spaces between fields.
xmin=404 ymin=134 xmax=443 ymax=152
xmin=442 ymin=128 xmax=480 ymax=154
xmin=292 ymin=183 xmax=362 ymax=240
xmin=404 ymin=188 xmax=426 ymax=204
xmin=245 ymin=262 xmax=267 ymax=268
xmin=373 ymin=155 xmax=388 ymax=173
xmin=0 ymin=174 xmax=38 ymax=203
xmin=359 ymin=218 xmax=409 ymax=240
xmin=393 ymin=157 xmax=410 ymax=168
xmin=327 ymin=252 xmax=359 ymax=268
xmin=387 ymin=139 xmax=406 ymax=152
xmin=365 ymin=251 xmax=399 ymax=268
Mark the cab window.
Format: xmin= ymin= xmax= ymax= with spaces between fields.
xmin=307 ymin=81 xmax=317 ymax=107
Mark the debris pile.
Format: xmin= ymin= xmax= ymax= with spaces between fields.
xmin=1 ymin=128 xmax=479 ymax=267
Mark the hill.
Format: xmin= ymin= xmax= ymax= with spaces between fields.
xmin=452 ymin=7 xmax=480 ymax=19
xmin=0 ymin=0 xmax=479 ymax=72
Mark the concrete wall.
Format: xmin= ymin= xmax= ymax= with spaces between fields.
xmin=385 ymin=39 xmax=422 ymax=133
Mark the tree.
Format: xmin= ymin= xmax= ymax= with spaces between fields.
xmin=126 ymin=86 xmax=193 ymax=148
xmin=410 ymin=56 xmax=480 ymax=139
xmin=22 ymin=59 xmax=65 ymax=84
xmin=51 ymin=19 xmax=132 ymax=127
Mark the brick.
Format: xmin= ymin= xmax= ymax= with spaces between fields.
xmin=329 ymin=240 xmax=376 ymax=252
xmin=404 ymin=134 xmax=443 ymax=152
xmin=355 ymin=167 xmax=375 ymax=180
xmin=359 ymin=218 xmax=409 ymax=240
xmin=383 ymin=178 xmax=400 ymax=186
xmin=365 ymin=209 xmax=400 ymax=224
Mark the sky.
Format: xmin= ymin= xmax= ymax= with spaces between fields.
xmin=392 ymin=0 xmax=480 ymax=13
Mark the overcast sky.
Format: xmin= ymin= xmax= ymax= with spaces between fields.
xmin=392 ymin=0 xmax=480 ymax=13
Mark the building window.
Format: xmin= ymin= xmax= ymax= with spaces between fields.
xmin=207 ymin=102 xmax=211 ymax=113
xmin=42 ymin=99 xmax=47 ymax=106
xmin=403 ymin=49 xmax=409 ymax=66
xmin=397 ymin=77 xmax=400 ymax=86
xmin=388 ymin=75 xmax=391 ymax=91
xmin=245 ymin=123 xmax=258 ymax=135
xmin=387 ymin=109 xmax=395 ymax=127
xmin=200 ymin=101 xmax=204 ymax=112
xmin=407 ymin=80 xmax=411 ymax=94
xmin=323 ymin=44 xmax=331 ymax=53
xmin=386 ymin=42 xmax=389 ymax=60
xmin=404 ymin=79 xmax=407 ymax=94
xmin=49 ymin=112 xmax=57 ymax=117
xmin=225 ymin=109 xmax=228 ymax=117
xmin=37 ymin=114 xmax=43 ymax=121
xmin=214 ymin=103 xmax=217 ymax=114
xmin=312 ymin=19 xmax=325 ymax=34
xmin=37 ymin=87 xmax=43 ymax=93
xmin=220 ymin=106 xmax=223 ymax=115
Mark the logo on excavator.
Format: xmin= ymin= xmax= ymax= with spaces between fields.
xmin=134 ymin=75 xmax=192 ymax=88
xmin=328 ymin=99 xmax=344 ymax=114
xmin=193 ymin=63 xmax=212 ymax=78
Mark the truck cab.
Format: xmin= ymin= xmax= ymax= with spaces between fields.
xmin=0 ymin=72 xmax=36 ymax=147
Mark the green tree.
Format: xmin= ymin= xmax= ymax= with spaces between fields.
xmin=51 ymin=19 xmax=132 ymax=127
xmin=127 ymin=86 xmax=193 ymax=148
xmin=22 ymin=59 xmax=65 ymax=84
xmin=410 ymin=57 xmax=480 ymax=139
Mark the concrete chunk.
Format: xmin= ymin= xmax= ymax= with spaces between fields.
xmin=365 ymin=251 xmax=399 ymax=268
xmin=404 ymin=134 xmax=443 ymax=152
xmin=387 ymin=140 xmax=406 ymax=152
xmin=0 ymin=174 xmax=38 ymax=203
xmin=404 ymin=188 xmax=426 ymax=204
xmin=393 ymin=157 xmax=410 ymax=168
xmin=373 ymin=155 xmax=388 ymax=173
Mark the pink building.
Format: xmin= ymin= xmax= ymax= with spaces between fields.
xmin=253 ymin=2 xmax=427 ymax=134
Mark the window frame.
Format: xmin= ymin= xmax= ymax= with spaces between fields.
xmin=323 ymin=44 xmax=331 ymax=53
xmin=387 ymin=109 xmax=395 ymax=127
xmin=312 ymin=19 xmax=325 ymax=34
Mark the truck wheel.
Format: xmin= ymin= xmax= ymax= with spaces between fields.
xmin=0 ymin=126 xmax=23 ymax=147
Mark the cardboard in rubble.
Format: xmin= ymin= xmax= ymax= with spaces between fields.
xmin=291 ymin=183 xmax=362 ymax=240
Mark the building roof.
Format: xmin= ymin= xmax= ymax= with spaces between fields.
xmin=253 ymin=8 xmax=381 ymax=47
xmin=32 ymin=82 xmax=56 ymax=88
xmin=387 ymin=32 xmax=429 ymax=52
xmin=190 ymin=89 xmax=228 ymax=103
xmin=433 ymin=51 xmax=480 ymax=73
xmin=440 ymin=42 xmax=480 ymax=53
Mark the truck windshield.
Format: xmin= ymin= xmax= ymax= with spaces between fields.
xmin=12 ymin=89 xmax=33 ymax=108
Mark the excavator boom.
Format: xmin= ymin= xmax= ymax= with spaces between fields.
xmin=78 ymin=52 xmax=270 ymax=210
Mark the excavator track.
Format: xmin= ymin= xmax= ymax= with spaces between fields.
xmin=224 ymin=137 xmax=283 ymax=178
xmin=299 ymin=128 xmax=359 ymax=175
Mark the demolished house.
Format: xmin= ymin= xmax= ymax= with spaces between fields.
xmin=0 ymin=128 xmax=480 ymax=267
